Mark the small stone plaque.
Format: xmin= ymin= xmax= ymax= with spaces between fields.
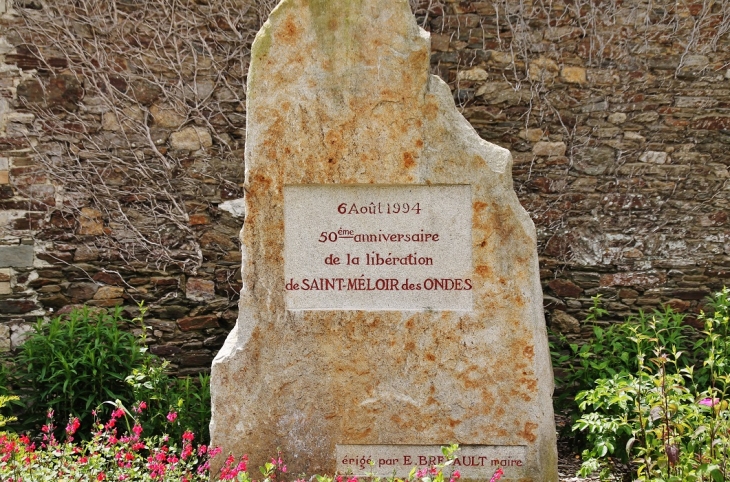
xmin=335 ymin=445 xmax=527 ymax=478
xmin=284 ymin=185 xmax=472 ymax=311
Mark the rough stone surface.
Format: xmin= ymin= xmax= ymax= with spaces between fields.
xmin=0 ymin=244 xmax=33 ymax=268
xmin=551 ymin=310 xmax=581 ymax=334
xmin=548 ymin=279 xmax=583 ymax=298
xmin=178 ymin=315 xmax=219 ymax=332
xmin=10 ymin=323 xmax=32 ymax=349
xmin=560 ymin=66 xmax=586 ymax=84
xmin=67 ymin=282 xmax=99 ymax=301
xmin=150 ymin=104 xmax=186 ymax=128
xmin=169 ymin=126 xmax=212 ymax=151
xmin=0 ymin=324 xmax=10 ymax=352
xmin=210 ymin=1 xmax=557 ymax=481
xmin=185 ymin=278 xmax=216 ymax=301
xmin=533 ymin=141 xmax=566 ymax=157
xmin=77 ymin=208 xmax=104 ymax=235
xmin=93 ymin=286 xmax=124 ymax=300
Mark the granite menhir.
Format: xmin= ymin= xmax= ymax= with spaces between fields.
xmin=210 ymin=0 xmax=558 ymax=480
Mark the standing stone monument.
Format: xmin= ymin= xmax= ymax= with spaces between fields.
xmin=210 ymin=0 xmax=558 ymax=480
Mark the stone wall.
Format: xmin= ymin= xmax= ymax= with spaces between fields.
xmin=0 ymin=0 xmax=728 ymax=372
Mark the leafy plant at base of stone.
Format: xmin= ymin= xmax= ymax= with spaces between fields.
xmin=572 ymin=287 xmax=730 ymax=480
xmin=5 ymin=304 xmax=211 ymax=442
xmin=12 ymin=305 xmax=144 ymax=437
xmin=126 ymin=358 xmax=212 ymax=443
xmin=552 ymin=294 xmax=693 ymax=410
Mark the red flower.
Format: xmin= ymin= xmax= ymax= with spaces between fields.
xmin=182 ymin=444 xmax=193 ymax=460
xmin=182 ymin=431 xmax=195 ymax=442
xmin=97 ymin=472 xmax=106 ymax=481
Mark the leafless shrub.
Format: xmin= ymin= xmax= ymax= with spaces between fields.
xmin=11 ymin=0 xmax=276 ymax=273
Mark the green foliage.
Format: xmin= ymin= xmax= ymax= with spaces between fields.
xmin=0 ymin=395 xmax=19 ymax=428
xmin=12 ymin=305 xmax=146 ymax=437
xmin=126 ymin=359 xmax=212 ymax=443
xmin=572 ymin=287 xmax=730 ymax=481
xmin=553 ymin=295 xmax=693 ymax=409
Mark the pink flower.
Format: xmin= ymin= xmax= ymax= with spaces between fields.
xmin=700 ymin=398 xmax=720 ymax=407
xmin=182 ymin=443 xmax=193 ymax=460
xmin=182 ymin=431 xmax=195 ymax=442
xmin=66 ymin=417 xmax=81 ymax=435
xmin=449 ymin=470 xmax=461 ymax=482
xmin=132 ymin=424 xmax=143 ymax=438
xmin=489 ymin=467 xmax=504 ymax=482
xmin=166 ymin=411 xmax=178 ymax=423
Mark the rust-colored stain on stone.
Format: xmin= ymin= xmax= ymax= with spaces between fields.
xmin=278 ymin=16 xmax=301 ymax=44
xmin=518 ymin=422 xmax=539 ymax=443
xmin=475 ymin=265 xmax=491 ymax=277
xmin=402 ymin=151 xmax=415 ymax=168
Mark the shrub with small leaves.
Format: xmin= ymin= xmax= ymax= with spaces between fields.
xmin=573 ymin=288 xmax=730 ymax=481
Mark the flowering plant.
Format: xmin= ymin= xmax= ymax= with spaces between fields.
xmin=0 ymin=395 xmax=506 ymax=482
xmin=573 ymin=288 xmax=730 ymax=481
xmin=0 ymin=400 xmax=245 ymax=482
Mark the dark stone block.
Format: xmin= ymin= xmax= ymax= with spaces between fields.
xmin=66 ymin=282 xmax=99 ymax=301
xmin=178 ymin=315 xmax=220 ymax=332
xmin=17 ymin=74 xmax=83 ymax=111
xmin=151 ymin=344 xmax=182 ymax=356
xmin=548 ymin=279 xmax=583 ymax=298
xmin=39 ymin=294 xmax=69 ymax=309
xmin=0 ymin=300 xmax=39 ymax=314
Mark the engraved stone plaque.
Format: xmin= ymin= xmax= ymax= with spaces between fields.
xmin=335 ymin=445 xmax=527 ymax=478
xmin=284 ymin=185 xmax=472 ymax=311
